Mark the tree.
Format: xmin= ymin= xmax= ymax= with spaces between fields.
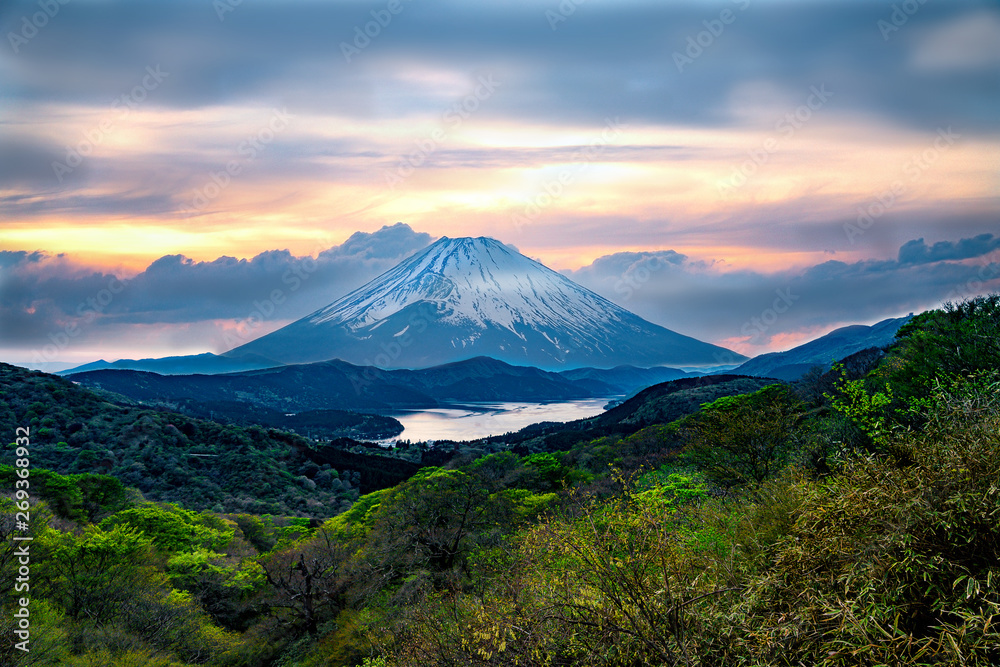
xmin=354 ymin=468 xmax=511 ymax=599
xmin=883 ymin=294 xmax=1000 ymax=402
xmin=681 ymin=384 xmax=801 ymax=487
xmin=99 ymin=503 xmax=233 ymax=553
xmin=259 ymin=527 xmax=350 ymax=636
xmin=39 ymin=525 xmax=160 ymax=623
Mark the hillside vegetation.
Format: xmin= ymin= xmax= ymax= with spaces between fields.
xmin=0 ymin=365 xmax=415 ymax=516
xmin=1 ymin=294 xmax=998 ymax=665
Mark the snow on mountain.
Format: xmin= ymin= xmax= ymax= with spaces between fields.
xmin=226 ymin=236 xmax=745 ymax=369
xmin=311 ymin=237 xmax=641 ymax=341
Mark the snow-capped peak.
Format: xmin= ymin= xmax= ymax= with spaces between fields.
xmin=307 ymin=236 xmax=628 ymax=335
xmin=228 ymin=235 xmax=743 ymax=369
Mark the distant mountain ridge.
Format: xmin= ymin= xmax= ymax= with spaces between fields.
xmin=61 ymin=352 xmax=282 ymax=376
xmin=225 ymin=236 xmax=744 ymax=369
xmin=68 ymin=356 xmax=691 ymax=415
xmin=732 ymin=315 xmax=913 ymax=380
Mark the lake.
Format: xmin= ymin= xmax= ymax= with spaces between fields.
xmin=384 ymin=398 xmax=613 ymax=442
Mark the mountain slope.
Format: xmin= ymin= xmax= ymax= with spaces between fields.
xmin=226 ymin=236 xmax=744 ymax=370
xmin=558 ymin=365 xmax=692 ymax=398
xmin=66 ymin=356 xmax=623 ymax=414
xmin=0 ymin=362 xmax=416 ymax=516
xmin=733 ymin=315 xmax=913 ymax=380
xmin=68 ymin=361 xmax=440 ymax=413
xmin=489 ymin=374 xmax=781 ymax=453
xmin=60 ymin=352 xmax=283 ymax=376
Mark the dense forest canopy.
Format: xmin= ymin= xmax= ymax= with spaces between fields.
xmin=1 ymin=294 xmax=998 ymax=665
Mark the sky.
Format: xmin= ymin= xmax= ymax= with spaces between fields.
xmin=1 ymin=0 xmax=998 ymax=370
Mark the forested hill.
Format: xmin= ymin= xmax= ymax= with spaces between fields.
xmin=0 ymin=363 xmax=415 ymax=517
xmin=1 ymin=295 xmax=998 ymax=666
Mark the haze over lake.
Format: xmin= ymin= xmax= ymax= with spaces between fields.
xmin=386 ymin=398 xmax=612 ymax=442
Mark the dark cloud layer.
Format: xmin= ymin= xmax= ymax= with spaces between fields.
xmin=3 ymin=0 xmax=997 ymax=130
xmin=4 ymin=225 xmax=1000 ymax=360
xmin=566 ymin=233 xmax=1000 ymax=348
xmin=2 ymin=0 xmax=998 ymax=362
xmin=898 ymin=234 xmax=1000 ymax=265
xmin=0 ymin=223 xmax=431 ymax=348
xmin=0 ymin=135 xmax=73 ymax=186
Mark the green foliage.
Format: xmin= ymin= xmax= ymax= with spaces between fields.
xmin=320 ymin=487 xmax=392 ymax=542
xmin=522 ymin=451 xmax=571 ymax=490
xmin=499 ymin=488 xmax=559 ymax=521
xmin=635 ymin=468 xmax=708 ymax=508
xmin=39 ymin=524 xmax=159 ymax=623
xmin=885 ymin=294 xmax=1000 ymax=401
xmin=0 ymin=466 xmax=129 ymax=523
xmin=371 ymin=473 xmax=764 ymax=665
xmin=100 ymin=503 xmax=234 ymax=553
xmin=826 ymin=366 xmax=894 ymax=446
xmin=0 ymin=599 xmax=71 ymax=666
xmin=353 ymin=467 xmax=508 ymax=587
xmin=231 ymin=514 xmax=281 ymax=554
xmin=738 ymin=373 xmax=1000 ymax=665
xmin=0 ymin=363 xmax=363 ymax=518
xmin=681 ymin=383 xmax=802 ymax=487
xmin=167 ymin=548 xmax=227 ymax=586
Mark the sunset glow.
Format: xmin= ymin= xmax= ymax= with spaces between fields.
xmin=2 ymin=0 xmax=998 ymax=368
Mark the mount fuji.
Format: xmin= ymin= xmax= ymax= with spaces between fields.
xmin=225 ymin=236 xmax=744 ymax=370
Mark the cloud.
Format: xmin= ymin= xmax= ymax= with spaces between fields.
xmin=567 ymin=234 xmax=1000 ymax=353
xmin=0 ymin=223 xmax=431 ymax=353
xmin=325 ymin=222 xmax=434 ymax=260
xmin=910 ymin=9 xmax=1000 ymax=72
xmin=0 ymin=251 xmax=124 ymax=345
xmin=897 ymin=234 xmax=1000 ymax=265
xmin=0 ymin=135 xmax=78 ymax=186
xmin=0 ymin=251 xmax=46 ymax=269
xmin=3 ymin=0 xmax=997 ymax=131
xmin=2 ymin=0 xmax=996 ymax=248
xmin=3 ymin=226 xmax=1000 ymax=362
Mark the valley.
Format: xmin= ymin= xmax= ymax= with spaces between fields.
xmin=4 ymin=239 xmax=998 ymax=667
xmin=2 ymin=295 xmax=998 ymax=666
xmin=4 ymin=1 xmax=997 ymax=662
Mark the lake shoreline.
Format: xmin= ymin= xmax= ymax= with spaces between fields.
xmin=377 ymin=397 xmax=619 ymax=443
